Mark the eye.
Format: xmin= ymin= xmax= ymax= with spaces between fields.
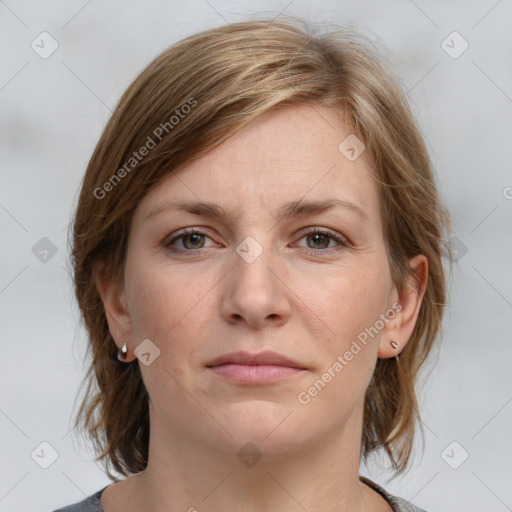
xmin=165 ymin=228 xmax=214 ymax=254
xmin=164 ymin=227 xmax=349 ymax=256
xmin=295 ymin=228 xmax=348 ymax=254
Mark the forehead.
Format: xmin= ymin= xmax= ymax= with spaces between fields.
xmin=135 ymin=104 xmax=380 ymax=225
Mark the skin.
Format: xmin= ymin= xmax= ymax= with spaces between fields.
xmin=95 ymin=103 xmax=428 ymax=512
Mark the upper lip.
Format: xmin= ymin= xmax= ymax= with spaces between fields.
xmin=206 ymin=350 xmax=306 ymax=369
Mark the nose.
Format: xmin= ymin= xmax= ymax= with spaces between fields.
xmin=219 ymin=235 xmax=292 ymax=330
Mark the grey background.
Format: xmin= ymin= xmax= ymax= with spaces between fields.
xmin=1 ymin=1 xmax=511 ymax=511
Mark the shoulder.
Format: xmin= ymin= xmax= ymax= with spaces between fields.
xmin=389 ymin=495 xmax=429 ymax=512
xmin=360 ymin=476 xmax=429 ymax=512
xmin=50 ymin=486 xmax=107 ymax=512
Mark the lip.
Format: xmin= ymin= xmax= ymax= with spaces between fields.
xmin=206 ymin=350 xmax=308 ymax=386
xmin=206 ymin=350 xmax=306 ymax=369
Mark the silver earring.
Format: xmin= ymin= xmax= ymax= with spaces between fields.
xmin=390 ymin=340 xmax=399 ymax=350
xmin=117 ymin=342 xmax=128 ymax=361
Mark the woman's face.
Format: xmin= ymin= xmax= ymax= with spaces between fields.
xmin=103 ymin=103 xmax=425 ymax=460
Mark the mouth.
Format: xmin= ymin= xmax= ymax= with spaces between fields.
xmin=205 ymin=350 xmax=308 ymax=386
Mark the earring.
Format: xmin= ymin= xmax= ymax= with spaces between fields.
xmin=390 ymin=340 xmax=399 ymax=350
xmin=117 ymin=342 xmax=128 ymax=362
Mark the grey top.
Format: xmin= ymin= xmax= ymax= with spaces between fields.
xmin=51 ymin=476 xmax=427 ymax=512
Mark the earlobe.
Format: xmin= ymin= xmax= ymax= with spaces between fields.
xmin=116 ymin=341 xmax=137 ymax=363
xmin=92 ymin=260 xmax=133 ymax=354
xmin=378 ymin=254 xmax=428 ymax=358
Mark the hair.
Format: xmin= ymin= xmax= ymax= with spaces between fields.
xmin=69 ymin=15 xmax=453 ymax=481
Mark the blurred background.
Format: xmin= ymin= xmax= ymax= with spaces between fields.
xmin=1 ymin=1 xmax=511 ymax=511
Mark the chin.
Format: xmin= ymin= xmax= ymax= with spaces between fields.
xmin=212 ymin=403 xmax=311 ymax=454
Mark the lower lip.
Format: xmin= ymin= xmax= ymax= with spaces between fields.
xmin=208 ymin=364 xmax=306 ymax=385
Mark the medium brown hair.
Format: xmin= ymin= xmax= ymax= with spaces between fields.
xmin=70 ymin=16 xmax=453 ymax=480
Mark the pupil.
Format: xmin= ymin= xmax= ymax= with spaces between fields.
xmin=310 ymin=233 xmax=328 ymax=249
xmin=185 ymin=234 xmax=203 ymax=248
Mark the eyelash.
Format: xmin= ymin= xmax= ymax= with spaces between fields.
xmin=165 ymin=227 xmax=349 ymax=256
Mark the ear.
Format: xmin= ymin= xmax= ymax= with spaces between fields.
xmin=378 ymin=254 xmax=428 ymax=358
xmin=93 ymin=259 xmax=137 ymax=362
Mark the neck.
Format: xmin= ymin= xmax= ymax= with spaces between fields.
xmin=125 ymin=402 xmax=374 ymax=512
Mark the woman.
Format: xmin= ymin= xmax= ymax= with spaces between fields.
xmin=54 ymin=16 xmax=452 ymax=512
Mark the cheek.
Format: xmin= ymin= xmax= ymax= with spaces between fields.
xmin=296 ymin=271 xmax=386 ymax=414
xmin=312 ymin=262 xmax=389 ymax=338
xmin=125 ymin=258 xmax=204 ymax=347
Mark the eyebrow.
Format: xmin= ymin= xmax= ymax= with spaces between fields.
xmin=144 ymin=198 xmax=368 ymax=222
